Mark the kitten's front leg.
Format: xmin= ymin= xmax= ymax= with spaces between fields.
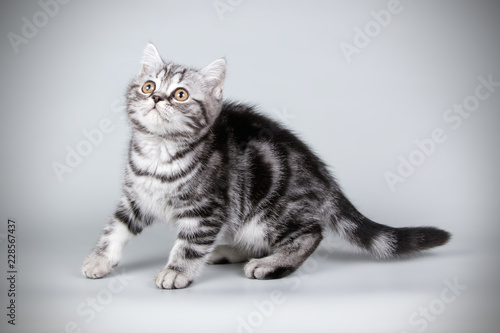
xmin=155 ymin=218 xmax=221 ymax=289
xmin=82 ymin=220 xmax=134 ymax=278
xmin=82 ymin=200 xmax=140 ymax=278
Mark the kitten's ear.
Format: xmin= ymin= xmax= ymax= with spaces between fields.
xmin=140 ymin=43 xmax=163 ymax=73
xmin=200 ymin=58 xmax=226 ymax=99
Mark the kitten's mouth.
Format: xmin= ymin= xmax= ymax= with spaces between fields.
xmin=148 ymin=107 xmax=169 ymax=120
xmin=148 ymin=107 xmax=161 ymax=115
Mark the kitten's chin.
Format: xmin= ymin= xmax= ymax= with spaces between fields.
xmin=147 ymin=107 xmax=161 ymax=116
xmin=146 ymin=107 xmax=169 ymax=122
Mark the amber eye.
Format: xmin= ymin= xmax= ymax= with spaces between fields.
xmin=141 ymin=81 xmax=156 ymax=94
xmin=172 ymin=88 xmax=189 ymax=102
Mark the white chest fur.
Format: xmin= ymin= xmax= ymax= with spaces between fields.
xmin=127 ymin=134 xmax=192 ymax=223
xmin=129 ymin=175 xmax=176 ymax=223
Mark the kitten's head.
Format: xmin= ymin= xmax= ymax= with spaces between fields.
xmin=127 ymin=43 xmax=226 ymax=141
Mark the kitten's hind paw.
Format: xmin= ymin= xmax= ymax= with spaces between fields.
xmin=207 ymin=245 xmax=248 ymax=264
xmin=244 ymin=258 xmax=295 ymax=280
xmin=82 ymin=252 xmax=116 ymax=279
xmin=155 ymin=268 xmax=192 ymax=289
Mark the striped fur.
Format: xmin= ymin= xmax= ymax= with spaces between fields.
xmin=82 ymin=44 xmax=450 ymax=288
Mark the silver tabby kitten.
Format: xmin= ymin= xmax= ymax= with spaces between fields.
xmin=82 ymin=44 xmax=450 ymax=289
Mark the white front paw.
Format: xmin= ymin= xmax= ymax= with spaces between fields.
xmin=155 ymin=268 xmax=192 ymax=289
xmin=82 ymin=252 xmax=116 ymax=279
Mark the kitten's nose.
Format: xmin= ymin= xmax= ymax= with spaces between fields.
xmin=152 ymin=94 xmax=165 ymax=104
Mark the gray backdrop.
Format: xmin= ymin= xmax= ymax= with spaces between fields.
xmin=1 ymin=1 xmax=499 ymax=332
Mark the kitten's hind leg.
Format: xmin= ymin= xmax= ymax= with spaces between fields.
xmin=207 ymin=245 xmax=250 ymax=264
xmin=244 ymin=229 xmax=322 ymax=280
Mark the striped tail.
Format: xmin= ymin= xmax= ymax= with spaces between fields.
xmin=331 ymin=194 xmax=451 ymax=258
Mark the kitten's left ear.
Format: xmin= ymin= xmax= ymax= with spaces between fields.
xmin=200 ymin=58 xmax=226 ymax=99
xmin=140 ymin=43 xmax=163 ymax=73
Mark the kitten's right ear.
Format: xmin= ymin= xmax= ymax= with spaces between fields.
xmin=140 ymin=43 xmax=163 ymax=73
xmin=200 ymin=58 xmax=226 ymax=99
